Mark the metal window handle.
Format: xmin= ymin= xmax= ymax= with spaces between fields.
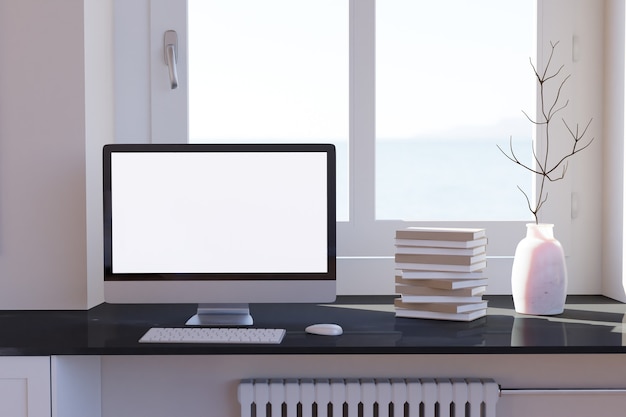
xmin=164 ymin=30 xmax=178 ymax=89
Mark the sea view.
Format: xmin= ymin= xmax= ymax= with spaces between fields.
xmin=334 ymin=139 xmax=534 ymax=222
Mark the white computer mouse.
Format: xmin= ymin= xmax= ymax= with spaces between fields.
xmin=305 ymin=323 xmax=343 ymax=336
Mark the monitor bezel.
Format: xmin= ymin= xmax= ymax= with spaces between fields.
xmin=102 ymin=143 xmax=336 ymax=299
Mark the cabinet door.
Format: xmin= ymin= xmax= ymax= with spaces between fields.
xmin=0 ymin=357 xmax=50 ymax=417
xmin=499 ymin=392 xmax=626 ymax=417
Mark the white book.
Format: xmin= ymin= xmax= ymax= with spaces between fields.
xmin=394 ymin=299 xmax=488 ymax=314
xmin=396 ymin=227 xmax=486 ymax=241
xmin=394 ymin=237 xmax=488 ymax=249
xmin=400 ymin=294 xmax=485 ymax=303
xmin=395 ymin=245 xmax=486 ymax=256
xmin=395 ymin=261 xmax=487 ymax=273
xmin=399 ymin=270 xmax=486 ymax=280
xmin=395 ymin=308 xmax=487 ymax=322
xmin=395 ymin=276 xmax=489 ymax=291
xmin=396 ymin=284 xmax=486 ymax=297
xmin=395 ymin=252 xmax=487 ymax=266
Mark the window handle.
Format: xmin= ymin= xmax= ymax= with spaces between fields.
xmin=164 ymin=30 xmax=178 ymax=89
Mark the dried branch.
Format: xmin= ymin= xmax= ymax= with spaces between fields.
xmin=498 ymin=41 xmax=593 ymax=224
xmin=544 ymin=119 xmax=594 ymax=179
xmin=496 ymin=137 xmax=544 ymax=176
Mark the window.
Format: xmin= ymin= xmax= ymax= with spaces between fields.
xmin=376 ymin=0 xmax=534 ymax=221
xmin=187 ymin=0 xmax=349 ymax=221
xmin=116 ymin=0 xmax=603 ymax=295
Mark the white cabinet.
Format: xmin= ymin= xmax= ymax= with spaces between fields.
xmin=51 ymin=356 xmax=101 ymax=417
xmin=100 ymin=354 xmax=626 ymax=417
xmin=0 ymin=357 xmax=50 ymax=417
xmin=499 ymin=392 xmax=626 ymax=417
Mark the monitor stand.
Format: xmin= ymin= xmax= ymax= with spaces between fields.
xmin=185 ymin=303 xmax=254 ymax=326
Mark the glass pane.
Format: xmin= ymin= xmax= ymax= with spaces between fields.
xmin=188 ymin=0 xmax=349 ymax=221
xmin=376 ymin=0 xmax=534 ymax=221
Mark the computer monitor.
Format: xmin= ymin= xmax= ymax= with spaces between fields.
xmin=103 ymin=143 xmax=336 ymax=325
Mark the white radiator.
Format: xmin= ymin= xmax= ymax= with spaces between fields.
xmin=238 ymin=378 xmax=499 ymax=417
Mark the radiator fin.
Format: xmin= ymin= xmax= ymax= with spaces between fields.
xmin=238 ymin=378 xmax=499 ymax=417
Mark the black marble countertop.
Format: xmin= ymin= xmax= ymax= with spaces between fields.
xmin=1 ymin=295 xmax=625 ymax=356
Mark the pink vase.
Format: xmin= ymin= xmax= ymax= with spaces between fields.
xmin=511 ymin=223 xmax=567 ymax=315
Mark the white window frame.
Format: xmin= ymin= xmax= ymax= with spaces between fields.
xmin=114 ymin=0 xmax=605 ymax=296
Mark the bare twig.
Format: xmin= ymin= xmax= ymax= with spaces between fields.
xmin=498 ymin=41 xmax=593 ymax=223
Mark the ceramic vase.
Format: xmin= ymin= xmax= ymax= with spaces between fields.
xmin=511 ymin=223 xmax=567 ymax=315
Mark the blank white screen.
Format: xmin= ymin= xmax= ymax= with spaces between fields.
xmin=111 ymin=152 xmax=328 ymax=274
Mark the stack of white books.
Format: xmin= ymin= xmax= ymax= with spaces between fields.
xmin=394 ymin=227 xmax=488 ymax=321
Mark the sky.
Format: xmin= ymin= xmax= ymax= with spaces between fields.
xmin=188 ymin=0 xmax=535 ymax=143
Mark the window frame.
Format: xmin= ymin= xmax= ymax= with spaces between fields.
xmin=115 ymin=0 xmax=605 ymax=296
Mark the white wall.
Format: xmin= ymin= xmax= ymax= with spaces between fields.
xmin=0 ymin=0 xmax=111 ymax=309
xmin=85 ymin=0 xmax=114 ymax=307
xmin=534 ymin=0 xmax=606 ymax=294
xmin=114 ymin=0 xmax=152 ymax=143
xmin=603 ymin=0 xmax=626 ymax=301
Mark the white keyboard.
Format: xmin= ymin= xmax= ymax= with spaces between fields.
xmin=139 ymin=327 xmax=286 ymax=344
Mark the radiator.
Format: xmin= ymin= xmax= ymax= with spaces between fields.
xmin=238 ymin=378 xmax=499 ymax=417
